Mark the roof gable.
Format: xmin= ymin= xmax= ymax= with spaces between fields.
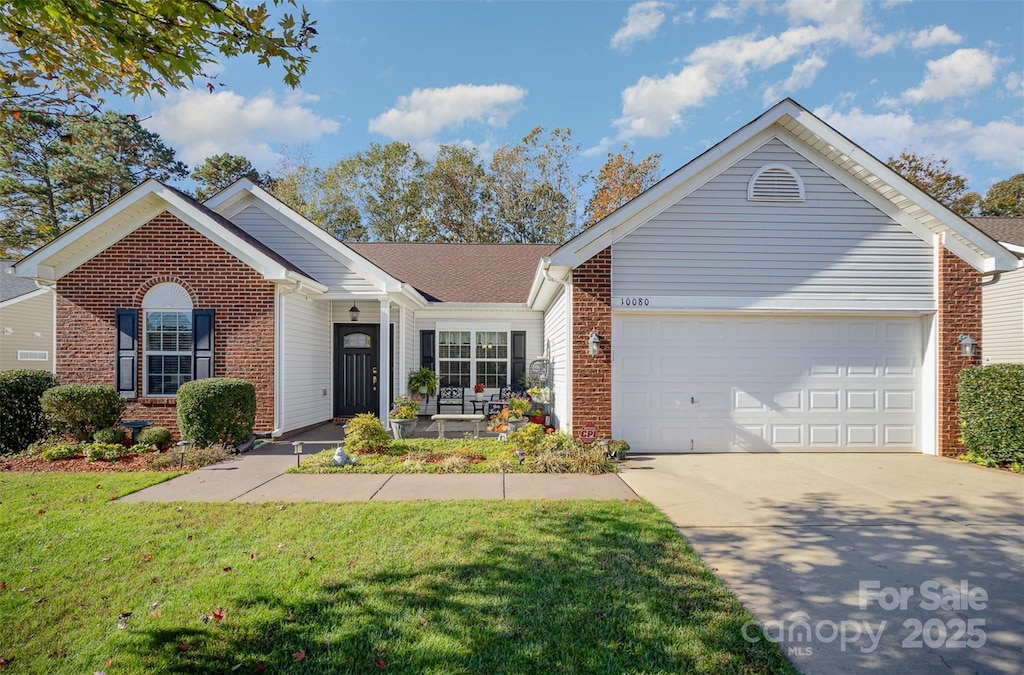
xmin=549 ymin=98 xmax=1017 ymax=275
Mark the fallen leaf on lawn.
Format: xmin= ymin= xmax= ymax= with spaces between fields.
xmin=0 ymin=657 xmax=9 ymax=668
xmin=250 ymin=553 xmax=258 ymax=560
xmin=376 ymin=658 xmax=386 ymax=669
xmin=94 ymin=671 xmax=105 ymax=675
xmin=37 ymin=509 xmax=45 ymax=515
xmin=278 ymin=543 xmax=284 ymax=548
xmin=200 ymin=614 xmax=212 ymax=624
xmin=223 ymin=566 xmax=232 ymax=572
xmin=308 ymin=556 xmax=315 ymax=562
xmin=0 ymin=582 xmax=5 ymax=590
xmin=256 ymin=664 xmax=265 ymax=672
xmin=213 ymin=608 xmax=226 ymax=622
xmin=150 ymin=601 xmax=161 ymax=609
xmin=142 ymin=553 xmax=153 ymax=562
xmin=18 ymin=587 xmax=29 ymax=593
xmin=292 ymin=649 xmax=306 ymax=662
xmin=176 ymin=506 xmax=183 ymax=512
xmin=105 ymin=658 xmax=114 ymax=667
xmin=101 ymin=557 xmax=111 ymax=563
xmin=117 ymin=612 xmax=132 ymax=629
xmin=178 ymin=642 xmax=190 ymax=651
xmin=151 ymin=610 xmax=162 ymax=618
xmin=231 ymin=664 xmax=242 ymax=672
xmin=96 ymin=485 xmax=102 ymax=489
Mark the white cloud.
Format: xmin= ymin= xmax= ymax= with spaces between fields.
xmin=903 ymin=48 xmax=1003 ymax=103
xmin=146 ymin=89 xmax=341 ymax=169
xmin=814 ymin=104 xmax=1024 ymax=174
xmin=611 ymin=1 xmax=669 ymax=50
xmin=615 ymin=0 xmax=886 ymax=138
xmin=910 ymin=25 xmax=963 ymax=51
xmin=1003 ymin=71 xmax=1023 ymax=97
xmin=368 ymin=84 xmax=526 ymax=141
xmin=763 ymin=54 xmax=827 ymax=104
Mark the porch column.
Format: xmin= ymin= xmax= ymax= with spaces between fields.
xmin=398 ymin=305 xmax=408 ymax=397
xmin=379 ymin=299 xmax=391 ymax=420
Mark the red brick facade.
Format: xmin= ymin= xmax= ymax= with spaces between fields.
xmin=937 ymin=243 xmax=982 ymax=457
xmin=56 ymin=212 xmax=276 ymax=437
xmin=570 ymin=247 xmax=612 ymax=436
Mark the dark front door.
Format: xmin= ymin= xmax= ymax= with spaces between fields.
xmin=334 ymin=324 xmax=379 ymax=417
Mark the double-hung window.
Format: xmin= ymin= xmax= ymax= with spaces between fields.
xmin=438 ymin=330 xmax=471 ymax=387
xmin=436 ymin=329 xmax=509 ymax=388
xmin=145 ymin=310 xmax=194 ymax=395
xmin=475 ymin=331 xmax=508 ymax=388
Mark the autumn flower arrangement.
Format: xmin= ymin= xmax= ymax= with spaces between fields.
xmin=507 ymin=394 xmax=531 ymax=420
xmin=473 ymin=382 xmax=485 ymax=394
xmin=389 ymin=395 xmax=421 ymax=419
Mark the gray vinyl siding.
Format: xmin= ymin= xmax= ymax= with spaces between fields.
xmin=281 ymin=293 xmax=332 ymax=431
xmin=233 ymin=204 xmax=378 ymax=294
xmin=612 ymin=138 xmax=935 ymax=310
xmin=0 ymin=291 xmax=53 ymax=372
xmin=543 ymin=287 xmax=569 ymax=429
xmin=982 ymin=267 xmax=1024 ymax=364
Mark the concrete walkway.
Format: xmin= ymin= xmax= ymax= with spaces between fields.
xmin=120 ymin=430 xmax=637 ymax=503
xmin=619 ymin=453 xmax=1024 ymax=675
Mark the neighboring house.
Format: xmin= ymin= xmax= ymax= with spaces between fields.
xmin=14 ymin=99 xmax=1017 ymax=455
xmin=966 ymin=217 xmax=1024 ymax=364
xmin=0 ymin=260 xmax=54 ymax=372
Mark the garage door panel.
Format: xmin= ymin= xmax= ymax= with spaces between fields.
xmin=612 ymin=314 xmax=923 ymax=452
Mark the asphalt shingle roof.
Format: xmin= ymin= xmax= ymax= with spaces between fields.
xmin=346 ymin=242 xmax=556 ymax=303
xmin=967 ymin=217 xmax=1024 ymax=248
xmin=1 ymin=260 xmax=43 ymax=302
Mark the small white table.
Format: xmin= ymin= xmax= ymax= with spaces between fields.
xmin=430 ymin=414 xmax=485 ymax=439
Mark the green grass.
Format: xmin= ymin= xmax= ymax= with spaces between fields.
xmin=0 ymin=473 xmax=795 ymax=674
xmin=292 ymin=438 xmax=615 ymax=474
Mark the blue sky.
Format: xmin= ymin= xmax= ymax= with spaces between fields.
xmin=130 ymin=0 xmax=1023 ymax=195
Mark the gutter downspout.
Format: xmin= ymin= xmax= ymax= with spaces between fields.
xmin=541 ymin=260 xmax=573 ymax=432
xmin=271 ymin=282 xmax=302 ymax=437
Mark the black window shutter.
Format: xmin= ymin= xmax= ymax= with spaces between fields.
xmin=193 ymin=310 xmax=215 ymax=380
xmin=115 ymin=309 xmax=138 ymax=397
xmin=420 ymin=330 xmax=435 ymax=369
xmin=511 ymin=331 xmax=526 ymax=387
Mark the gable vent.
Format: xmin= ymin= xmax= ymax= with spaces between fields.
xmin=748 ymin=164 xmax=805 ymax=202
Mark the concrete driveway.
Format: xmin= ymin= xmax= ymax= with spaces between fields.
xmin=619 ymin=454 xmax=1024 ymax=674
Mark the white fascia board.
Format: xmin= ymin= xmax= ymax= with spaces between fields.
xmin=208 ymin=181 xmax=404 ymax=293
xmin=784 ymin=107 xmax=1018 ymax=273
xmin=15 ymin=179 xmax=166 ymax=280
xmin=550 ymin=102 xmax=793 ymax=269
xmin=526 ymin=258 xmax=549 ymax=308
xmin=0 ymin=286 xmax=50 ymax=309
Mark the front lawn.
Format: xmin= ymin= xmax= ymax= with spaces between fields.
xmin=0 ymin=473 xmax=795 ymax=674
xmin=292 ymin=437 xmax=617 ymax=474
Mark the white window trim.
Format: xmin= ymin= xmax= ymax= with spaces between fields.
xmin=436 ymin=327 xmax=511 ymax=389
xmin=143 ymin=309 xmax=194 ymax=397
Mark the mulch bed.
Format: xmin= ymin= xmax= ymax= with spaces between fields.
xmin=0 ymin=454 xmax=161 ymax=473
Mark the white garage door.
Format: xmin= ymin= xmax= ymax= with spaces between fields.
xmin=612 ymin=314 xmax=924 ymax=452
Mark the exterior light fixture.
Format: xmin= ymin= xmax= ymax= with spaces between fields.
xmin=958 ymin=334 xmax=978 ymax=358
xmin=292 ymin=441 xmax=304 ymax=467
xmin=176 ymin=439 xmax=190 ymax=469
xmin=587 ymin=330 xmax=601 ymax=356
xmin=349 ymin=304 xmax=360 ymax=322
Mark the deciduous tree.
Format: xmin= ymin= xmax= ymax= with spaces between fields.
xmin=584 ymin=145 xmax=661 ymax=227
xmin=425 ymin=144 xmax=498 ymax=242
xmin=886 ymin=150 xmax=980 ymax=216
xmin=1 ymin=0 xmax=317 ymax=116
xmin=271 ymin=144 xmax=364 ymax=241
xmin=980 ymin=174 xmax=1024 ymax=217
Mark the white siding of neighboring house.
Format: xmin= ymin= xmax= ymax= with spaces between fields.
xmin=232 ymin=204 xmax=379 ymax=294
xmin=982 ymin=266 xmax=1024 ymax=364
xmin=612 ymin=138 xmax=935 ymax=312
xmin=0 ymin=289 xmax=54 ymax=372
xmin=413 ymin=307 xmax=545 ymax=415
xmin=280 ymin=292 xmax=332 ymax=432
xmin=543 ymin=286 xmax=570 ymax=429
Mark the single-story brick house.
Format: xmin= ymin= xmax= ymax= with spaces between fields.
xmin=966 ymin=217 xmax=1024 ymax=365
xmin=14 ymin=99 xmax=1018 ymax=455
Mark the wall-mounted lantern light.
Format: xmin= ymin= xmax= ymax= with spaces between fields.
xmin=349 ymin=304 xmax=360 ymax=322
xmin=958 ymin=333 xmax=978 ymax=358
xmin=587 ymin=330 xmax=601 ymax=356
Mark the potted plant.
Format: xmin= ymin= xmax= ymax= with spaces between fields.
xmin=609 ymin=439 xmax=630 ymax=461
xmin=528 ymin=406 xmax=546 ymax=425
xmin=473 ymin=382 xmax=485 ymax=401
xmin=389 ymin=395 xmax=420 ymax=439
xmin=506 ymin=394 xmax=531 ymax=433
xmin=408 ymin=367 xmax=437 ymax=397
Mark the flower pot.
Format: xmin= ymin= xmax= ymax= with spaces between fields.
xmin=418 ymin=386 xmax=428 ymax=395
xmin=390 ymin=418 xmax=416 ymax=439
xmin=529 ymin=415 xmax=545 ymax=425
xmin=475 ymin=392 xmax=484 ymax=401
xmin=507 ymin=417 xmax=528 ymax=434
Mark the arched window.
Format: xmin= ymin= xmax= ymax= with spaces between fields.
xmin=142 ymin=283 xmax=194 ymax=396
xmin=747 ymin=164 xmax=805 ymax=202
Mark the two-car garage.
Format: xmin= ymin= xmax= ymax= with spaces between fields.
xmin=612 ymin=314 xmax=927 ymax=453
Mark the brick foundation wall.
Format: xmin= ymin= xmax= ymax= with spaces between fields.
xmin=937 ymin=243 xmax=982 ymax=457
xmin=571 ymin=247 xmax=612 ymax=436
xmin=56 ymin=211 xmax=276 ymax=438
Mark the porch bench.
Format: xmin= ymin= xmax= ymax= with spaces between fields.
xmin=430 ymin=413 xmax=485 ymax=439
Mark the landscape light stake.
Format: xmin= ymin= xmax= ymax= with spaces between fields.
xmin=293 ymin=441 xmax=304 ymax=468
xmin=176 ymin=440 xmax=190 ymax=469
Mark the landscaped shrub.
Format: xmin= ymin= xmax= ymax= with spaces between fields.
xmin=343 ymin=413 xmax=391 ymax=454
xmin=85 ymin=442 xmax=130 ymax=462
xmin=958 ymin=364 xmax=1024 ymax=468
xmin=145 ymin=444 xmax=234 ymax=470
xmin=39 ymin=442 xmax=81 ymax=461
xmin=40 ymin=384 xmax=125 ymax=442
xmin=509 ymin=422 xmax=546 ymax=453
xmin=93 ymin=427 xmax=127 ymax=445
xmin=137 ymin=426 xmax=173 ymax=451
xmin=177 ymin=378 xmax=256 ymax=448
xmin=524 ymin=432 xmax=616 ymax=474
xmin=0 ymin=370 xmax=59 ymax=454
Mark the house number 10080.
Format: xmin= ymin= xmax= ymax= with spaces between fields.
xmin=620 ymin=297 xmax=650 ymax=306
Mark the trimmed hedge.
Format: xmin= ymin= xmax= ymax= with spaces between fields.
xmin=958 ymin=364 xmax=1024 ymax=467
xmin=177 ymin=378 xmax=256 ymax=448
xmin=0 ymin=370 xmax=59 ymax=454
xmin=137 ymin=426 xmax=173 ymax=451
xmin=40 ymin=384 xmax=125 ymax=442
